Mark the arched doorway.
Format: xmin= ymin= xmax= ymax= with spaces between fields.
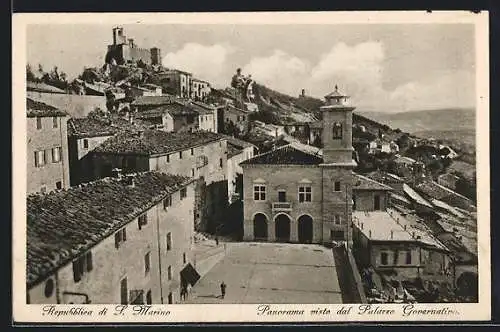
xmin=297 ymin=215 xmax=313 ymax=243
xmin=253 ymin=213 xmax=268 ymax=240
xmin=275 ymin=214 xmax=291 ymax=242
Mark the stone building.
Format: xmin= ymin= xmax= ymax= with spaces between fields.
xmin=352 ymin=208 xmax=452 ymax=281
xmin=191 ymin=78 xmax=211 ymax=101
xmin=240 ymin=86 xmax=357 ymax=245
xmin=131 ymin=95 xmax=175 ymax=113
xmin=223 ymin=104 xmax=251 ymax=135
xmin=67 ymin=113 xmax=149 ymax=186
xmin=156 ymin=70 xmax=193 ymax=98
xmin=27 ymin=98 xmax=70 ymax=194
xmin=27 ymin=171 xmax=197 ymax=304
xmin=89 ymin=130 xmax=228 ymax=232
xmin=135 ymin=101 xmax=216 ymax=133
xmin=105 ymin=27 xmax=160 ymax=66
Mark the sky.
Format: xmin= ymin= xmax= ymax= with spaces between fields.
xmin=27 ymin=24 xmax=475 ymax=112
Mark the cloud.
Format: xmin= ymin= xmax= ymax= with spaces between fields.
xmin=162 ymin=43 xmax=235 ymax=87
xmin=242 ymin=50 xmax=310 ymax=96
xmin=240 ymin=42 xmax=474 ymax=112
xmin=389 ymin=70 xmax=475 ymax=111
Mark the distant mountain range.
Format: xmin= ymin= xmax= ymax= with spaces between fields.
xmin=359 ymin=108 xmax=475 ymax=134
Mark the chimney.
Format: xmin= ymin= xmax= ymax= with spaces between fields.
xmin=124 ymin=174 xmax=136 ymax=187
xmin=111 ymin=168 xmax=123 ymax=179
xmin=301 ymin=89 xmax=305 ymax=97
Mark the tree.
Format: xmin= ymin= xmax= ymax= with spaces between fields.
xmin=26 ymin=64 xmax=37 ymax=82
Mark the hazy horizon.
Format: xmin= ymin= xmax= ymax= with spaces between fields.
xmin=27 ymin=23 xmax=476 ymax=113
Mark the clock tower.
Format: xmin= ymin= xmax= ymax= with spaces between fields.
xmin=320 ymin=85 xmax=357 ymax=246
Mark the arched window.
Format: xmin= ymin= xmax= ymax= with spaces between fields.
xmin=332 ymin=122 xmax=343 ymax=139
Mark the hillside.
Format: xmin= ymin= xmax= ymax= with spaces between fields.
xmin=360 ymin=108 xmax=475 ymax=134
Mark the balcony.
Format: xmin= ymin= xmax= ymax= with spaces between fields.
xmin=272 ymin=202 xmax=292 ymax=212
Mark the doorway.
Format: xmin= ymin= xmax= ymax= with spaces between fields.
xmin=297 ymin=215 xmax=313 ymax=243
xmin=275 ymin=214 xmax=291 ymax=242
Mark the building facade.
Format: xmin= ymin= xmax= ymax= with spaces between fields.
xmin=27 ymin=172 xmax=196 ymax=304
xmin=27 ymin=98 xmax=70 ymax=194
xmin=241 ymin=86 xmax=357 ymax=245
xmin=226 ymin=137 xmax=256 ymax=203
xmin=157 ymin=70 xmax=192 ymax=98
xmin=90 ymin=130 xmax=228 ymax=232
xmin=223 ymin=105 xmax=251 ymax=135
xmin=191 ymin=78 xmax=211 ymax=101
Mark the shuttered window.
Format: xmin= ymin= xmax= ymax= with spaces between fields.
xmin=72 ymin=251 xmax=93 ymax=282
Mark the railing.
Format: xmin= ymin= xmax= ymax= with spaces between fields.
xmin=272 ymin=202 xmax=292 ymax=211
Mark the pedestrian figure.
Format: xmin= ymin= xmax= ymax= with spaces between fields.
xmin=215 ymin=236 xmax=219 ymax=246
xmin=180 ymin=287 xmax=187 ymax=301
xmin=220 ymin=281 xmax=227 ymax=299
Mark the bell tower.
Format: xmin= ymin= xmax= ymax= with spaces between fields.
xmin=320 ymin=84 xmax=357 ymax=247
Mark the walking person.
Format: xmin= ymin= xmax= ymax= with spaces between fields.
xmin=220 ymin=281 xmax=227 ymax=299
xmin=215 ymin=236 xmax=219 ymax=246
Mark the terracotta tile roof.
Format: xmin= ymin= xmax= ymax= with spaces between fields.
xmin=27 ymin=81 xmax=66 ymax=94
xmin=26 ymin=98 xmax=68 ymax=118
xmin=353 ymin=173 xmax=393 ymax=191
xmin=223 ymin=135 xmax=256 ymax=150
xmin=67 ymin=114 xmax=150 ymax=138
xmin=416 ymin=181 xmax=471 ymax=202
xmin=240 ymin=145 xmax=323 ymax=166
xmin=227 ymin=143 xmax=243 ymax=158
xmin=131 ymin=95 xmax=175 ymax=106
xmin=93 ymin=129 xmax=225 ymax=156
xmin=188 ymin=102 xmax=215 ymax=115
xmin=27 ymin=172 xmax=192 ymax=287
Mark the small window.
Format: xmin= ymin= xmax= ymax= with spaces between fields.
xmin=56 ymin=181 xmax=62 ymax=190
xmin=254 ymin=185 xmax=266 ymax=201
xmin=191 ymin=169 xmax=195 ymax=177
xmin=166 ymin=154 xmax=170 ymax=163
xmin=83 ymin=139 xmax=89 ymax=149
xmin=115 ymin=227 xmax=127 ymax=248
xmin=52 ymin=147 xmax=61 ymax=163
xmin=298 ymin=186 xmax=312 ymax=202
xmin=138 ymin=214 xmax=148 ymax=230
xmin=44 ymin=278 xmax=54 ymax=298
xmin=219 ymin=158 xmax=223 ymax=168
xmin=334 ymin=215 xmax=342 ymax=225
xmin=34 ymin=150 xmax=46 ymax=167
xmin=334 ymin=181 xmax=341 ymax=192
xmin=183 ymin=252 xmax=187 ymax=264
xmin=332 ymin=122 xmax=343 ymax=139
xmin=405 ymin=251 xmax=412 ymax=265
xmin=163 ymin=195 xmax=172 ymax=209
xmin=52 ymin=117 xmax=58 ymax=128
xmin=72 ymin=251 xmax=93 ymax=283
xmin=380 ymin=252 xmax=388 ymax=266
xmin=120 ymin=277 xmax=128 ymax=304
xmin=166 ymin=232 xmax=172 ymax=251
xmin=167 ymin=265 xmax=172 ymax=280
xmin=146 ymin=290 xmax=152 ymax=304
xmin=180 ymin=188 xmax=187 ymax=199
xmin=145 ymin=252 xmax=151 ymax=274
xmin=179 ymin=151 xmax=183 ymax=159
xmin=191 ymin=148 xmax=194 ymax=155
xmin=36 ymin=117 xmax=42 ymax=130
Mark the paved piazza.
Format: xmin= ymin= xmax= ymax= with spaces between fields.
xmin=186 ymin=242 xmax=343 ymax=304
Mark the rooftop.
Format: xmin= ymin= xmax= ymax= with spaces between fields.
xmin=131 ymin=95 xmax=175 ymax=106
xmin=27 ymin=171 xmax=192 ymax=287
xmin=240 ymin=145 xmax=323 ymax=166
xmin=353 ymin=208 xmax=448 ymax=251
xmin=394 ymin=156 xmax=417 ymax=165
xmin=27 ymin=81 xmax=66 ymax=94
xmin=325 ymin=85 xmax=348 ymax=99
xmin=68 ymin=113 xmax=150 ymax=138
xmin=416 ymin=180 xmax=472 ymax=203
xmin=403 ymin=183 xmax=434 ymax=208
xmin=27 ymin=98 xmax=68 ymax=118
xmin=353 ymin=174 xmax=393 ymax=191
xmin=93 ymin=129 xmax=225 ymax=156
